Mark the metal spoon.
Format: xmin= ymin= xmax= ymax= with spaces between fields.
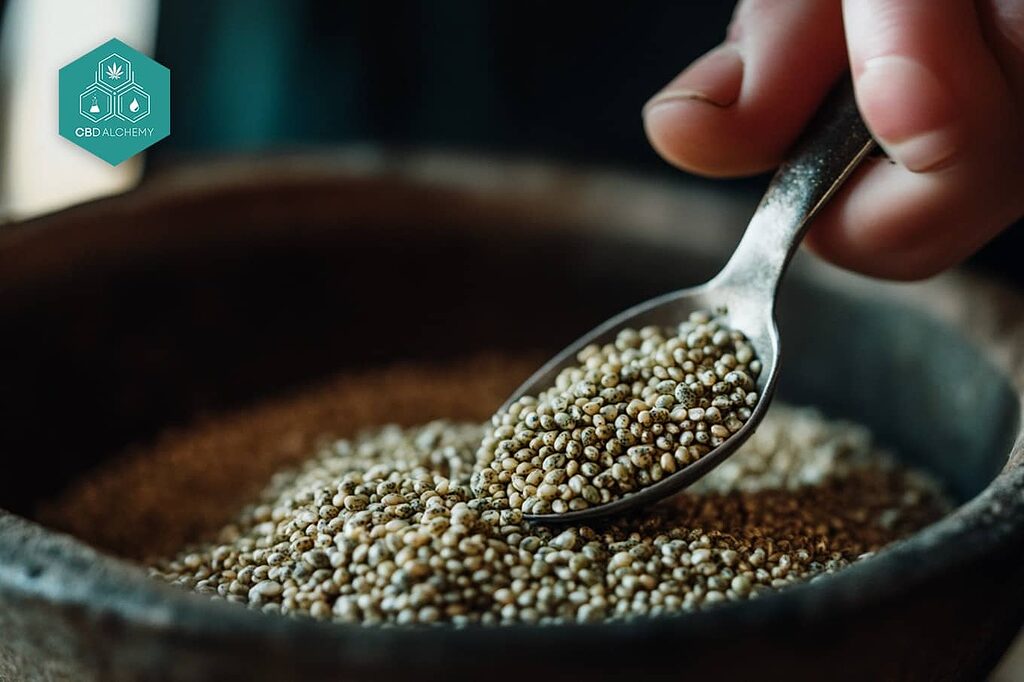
xmin=507 ymin=77 xmax=876 ymax=522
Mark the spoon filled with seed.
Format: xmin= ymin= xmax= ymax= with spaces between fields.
xmin=470 ymin=77 xmax=876 ymax=522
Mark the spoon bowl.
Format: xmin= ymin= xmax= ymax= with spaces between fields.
xmin=503 ymin=281 xmax=781 ymax=523
xmin=510 ymin=78 xmax=876 ymax=522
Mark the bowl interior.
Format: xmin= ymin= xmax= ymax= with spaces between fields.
xmin=777 ymin=285 xmax=1019 ymax=501
xmin=0 ymin=166 xmax=1017 ymax=521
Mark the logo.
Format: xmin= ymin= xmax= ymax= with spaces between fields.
xmin=59 ymin=38 xmax=170 ymax=165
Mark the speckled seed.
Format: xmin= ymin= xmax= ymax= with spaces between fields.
xmin=248 ymin=580 xmax=282 ymax=602
xmin=151 ymin=404 xmax=947 ymax=627
xmin=469 ymin=314 xmax=767 ymax=514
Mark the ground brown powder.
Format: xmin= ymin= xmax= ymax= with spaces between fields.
xmin=40 ymin=355 xmax=541 ymax=560
xmin=38 ymin=355 xmax=948 ymax=625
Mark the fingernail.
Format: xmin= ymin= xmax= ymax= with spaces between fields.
xmin=643 ymin=44 xmax=744 ymax=116
xmin=883 ymin=129 xmax=959 ymax=173
xmin=857 ymin=56 xmax=959 ymax=172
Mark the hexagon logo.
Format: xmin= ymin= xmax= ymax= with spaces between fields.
xmin=116 ymin=85 xmax=150 ymax=123
xmin=79 ymin=83 xmax=113 ymax=122
xmin=59 ymin=38 xmax=170 ymax=165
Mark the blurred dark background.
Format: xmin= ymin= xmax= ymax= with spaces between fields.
xmin=0 ymin=0 xmax=1017 ymax=279
xmin=152 ymin=2 xmax=735 ymax=170
xmin=147 ymin=0 xmax=1023 ymax=285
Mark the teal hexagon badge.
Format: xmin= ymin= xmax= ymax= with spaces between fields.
xmin=59 ymin=38 xmax=170 ymax=165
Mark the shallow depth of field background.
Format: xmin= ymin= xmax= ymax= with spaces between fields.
xmin=1 ymin=0 xmax=1022 ymax=677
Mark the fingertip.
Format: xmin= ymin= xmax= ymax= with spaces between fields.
xmin=802 ymin=163 xmax=950 ymax=280
xmin=803 ymin=160 xmax=1013 ymax=281
xmin=643 ymin=98 xmax=776 ymax=177
xmin=643 ymin=0 xmax=847 ymax=178
xmin=642 ymin=43 xmax=776 ymax=177
xmin=842 ymin=0 xmax=1007 ymax=175
xmin=853 ymin=55 xmax=962 ymax=173
xmin=643 ymin=44 xmax=744 ymax=111
xmin=803 ymin=218 xmax=948 ymax=281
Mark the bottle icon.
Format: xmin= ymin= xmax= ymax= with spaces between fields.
xmin=89 ymin=96 xmax=100 ymax=114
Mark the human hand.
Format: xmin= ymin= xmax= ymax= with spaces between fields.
xmin=643 ymin=0 xmax=1024 ymax=280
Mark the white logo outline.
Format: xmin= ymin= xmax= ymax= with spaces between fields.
xmin=78 ymin=52 xmax=151 ymax=123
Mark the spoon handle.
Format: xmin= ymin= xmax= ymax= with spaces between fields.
xmin=717 ymin=76 xmax=876 ymax=302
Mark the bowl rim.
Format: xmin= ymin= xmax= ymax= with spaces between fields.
xmin=2 ymin=149 xmax=1023 ymax=668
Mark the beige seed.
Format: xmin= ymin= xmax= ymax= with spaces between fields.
xmin=247 ymin=580 xmax=282 ymax=602
xmin=143 ymin=391 xmax=946 ymax=627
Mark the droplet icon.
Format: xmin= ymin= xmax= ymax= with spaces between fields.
xmin=129 ymin=98 xmax=140 ymax=113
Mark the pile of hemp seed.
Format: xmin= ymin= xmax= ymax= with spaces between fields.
xmin=147 ymin=405 xmax=946 ymax=625
xmin=472 ymin=312 xmax=761 ymax=514
xmin=43 ymin=327 xmax=948 ymax=627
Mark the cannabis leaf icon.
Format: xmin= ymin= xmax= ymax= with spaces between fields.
xmin=106 ymin=63 xmax=124 ymax=80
